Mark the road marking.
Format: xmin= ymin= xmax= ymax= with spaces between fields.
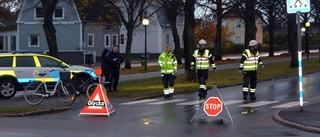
xmin=238 ymin=101 xmax=278 ymax=107
xmin=271 ymin=101 xmax=308 ymax=108
xmin=119 ymin=99 xmax=304 ymax=109
xmin=176 ymin=100 xmax=204 ymax=105
xmin=148 ymin=99 xmax=186 ymax=105
xmin=224 ymin=100 xmax=243 ymax=105
xmin=119 ymin=99 xmax=159 ymax=105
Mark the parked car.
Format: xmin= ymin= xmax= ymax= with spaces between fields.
xmin=0 ymin=51 xmax=98 ymax=99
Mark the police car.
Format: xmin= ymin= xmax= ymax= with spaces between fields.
xmin=0 ymin=51 xmax=98 ymax=99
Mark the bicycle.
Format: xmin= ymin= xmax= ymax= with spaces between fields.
xmin=24 ymin=69 xmax=77 ymax=106
xmin=71 ymin=66 xmax=99 ymax=99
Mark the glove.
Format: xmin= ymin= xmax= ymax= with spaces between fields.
xmin=238 ymin=70 xmax=242 ymax=74
xmin=261 ymin=64 xmax=265 ymax=69
xmin=172 ymin=73 xmax=177 ymax=79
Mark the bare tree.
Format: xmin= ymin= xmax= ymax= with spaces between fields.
xmin=41 ymin=0 xmax=59 ymax=58
xmin=183 ymin=0 xmax=196 ymax=81
xmin=107 ymin=0 xmax=161 ymax=69
xmin=232 ymin=0 xmax=256 ymax=48
xmin=156 ymin=0 xmax=184 ymax=64
xmin=0 ymin=0 xmax=21 ymax=21
xmin=310 ymin=0 xmax=320 ymax=48
xmin=200 ymin=0 xmax=233 ymax=61
xmin=256 ymin=0 xmax=286 ymax=57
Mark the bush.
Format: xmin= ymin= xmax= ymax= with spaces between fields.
xmin=223 ymin=42 xmax=244 ymax=54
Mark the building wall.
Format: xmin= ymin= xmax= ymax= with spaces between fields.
xmin=16 ymin=0 xmax=82 ymax=52
xmin=223 ymin=15 xmax=265 ymax=45
xmin=83 ymin=22 xmax=119 ymax=57
xmin=17 ymin=23 xmax=81 ymax=51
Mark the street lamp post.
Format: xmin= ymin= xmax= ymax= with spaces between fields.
xmin=305 ymin=22 xmax=310 ymax=59
xmin=142 ymin=18 xmax=149 ymax=71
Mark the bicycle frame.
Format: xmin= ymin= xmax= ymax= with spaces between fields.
xmin=24 ymin=69 xmax=77 ymax=106
xmin=72 ymin=70 xmax=96 ymax=93
xmin=33 ymin=79 xmax=64 ymax=97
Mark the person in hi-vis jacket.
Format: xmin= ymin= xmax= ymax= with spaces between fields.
xmin=191 ymin=39 xmax=216 ymax=100
xmin=238 ymin=40 xmax=264 ymax=101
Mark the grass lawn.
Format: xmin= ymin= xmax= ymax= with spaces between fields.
xmin=108 ymin=53 xmax=320 ymax=99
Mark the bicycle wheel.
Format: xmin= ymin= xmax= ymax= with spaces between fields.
xmin=77 ymin=76 xmax=93 ymax=94
xmin=24 ymin=83 xmax=45 ymax=105
xmin=86 ymin=83 xmax=99 ymax=99
xmin=58 ymin=81 xmax=76 ymax=106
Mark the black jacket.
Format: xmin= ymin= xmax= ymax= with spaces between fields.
xmin=101 ymin=49 xmax=109 ymax=75
xmin=106 ymin=50 xmax=123 ymax=70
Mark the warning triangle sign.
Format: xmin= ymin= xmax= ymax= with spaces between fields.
xmin=191 ymin=86 xmax=233 ymax=124
xmin=79 ymin=84 xmax=115 ymax=116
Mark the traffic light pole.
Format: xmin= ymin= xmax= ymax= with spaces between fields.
xmin=297 ymin=11 xmax=304 ymax=111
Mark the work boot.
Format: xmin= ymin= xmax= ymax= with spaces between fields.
xmin=198 ymin=93 xmax=203 ymax=100
xmin=169 ymin=93 xmax=173 ymax=98
xmin=243 ymin=91 xmax=248 ymax=100
xmin=250 ymin=93 xmax=256 ymax=101
xmin=164 ymin=94 xmax=170 ymax=98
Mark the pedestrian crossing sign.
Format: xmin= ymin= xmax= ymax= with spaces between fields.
xmin=287 ymin=0 xmax=310 ymax=13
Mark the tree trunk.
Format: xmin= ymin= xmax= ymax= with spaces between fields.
xmin=42 ymin=0 xmax=59 ymax=58
xmin=214 ymin=0 xmax=223 ymax=61
xmin=288 ymin=13 xmax=298 ymax=68
xmin=268 ymin=25 xmax=275 ymax=56
xmin=183 ymin=0 xmax=196 ymax=82
xmin=171 ymin=21 xmax=183 ymax=64
xmin=124 ymin=27 xmax=134 ymax=69
xmin=244 ymin=0 xmax=256 ymax=48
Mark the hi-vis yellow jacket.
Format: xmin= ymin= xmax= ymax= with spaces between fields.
xmin=158 ymin=51 xmax=177 ymax=74
xmin=191 ymin=48 xmax=216 ymax=70
xmin=239 ymin=49 xmax=263 ymax=71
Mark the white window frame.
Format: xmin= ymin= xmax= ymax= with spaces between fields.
xmin=35 ymin=7 xmax=43 ymax=19
xmin=234 ymin=36 xmax=242 ymax=44
xmin=112 ymin=34 xmax=118 ymax=46
xmin=120 ymin=34 xmax=125 ymax=46
xmin=87 ymin=34 xmax=94 ymax=47
xmin=166 ymin=34 xmax=170 ymax=45
xmin=35 ymin=7 xmax=64 ymax=19
xmin=28 ymin=35 xmax=40 ymax=47
xmin=53 ymin=7 xmax=64 ymax=19
xmin=104 ymin=34 xmax=111 ymax=48
xmin=235 ymin=20 xmax=242 ymax=29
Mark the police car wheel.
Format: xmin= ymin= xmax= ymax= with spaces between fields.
xmin=0 ymin=79 xmax=17 ymax=99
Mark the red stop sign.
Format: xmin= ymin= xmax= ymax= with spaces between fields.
xmin=203 ymin=97 xmax=223 ymax=116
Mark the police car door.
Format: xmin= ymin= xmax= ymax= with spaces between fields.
xmin=14 ymin=55 xmax=39 ymax=85
xmin=35 ymin=56 xmax=63 ymax=83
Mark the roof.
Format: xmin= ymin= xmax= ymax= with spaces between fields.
xmin=75 ymin=0 xmax=119 ymax=24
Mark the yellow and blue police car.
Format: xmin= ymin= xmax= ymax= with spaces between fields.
xmin=0 ymin=51 xmax=98 ymax=99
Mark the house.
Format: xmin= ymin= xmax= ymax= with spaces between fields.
xmin=75 ymin=0 xmax=120 ymax=60
xmin=15 ymin=0 xmax=120 ymax=63
xmin=118 ymin=2 xmax=184 ymax=58
xmin=16 ymin=0 xmax=82 ymax=52
xmin=14 ymin=0 xmax=185 ymax=63
xmin=0 ymin=19 xmax=17 ymax=51
xmin=222 ymin=13 xmax=264 ymax=44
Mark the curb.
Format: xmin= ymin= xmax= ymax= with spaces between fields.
xmin=273 ymin=110 xmax=320 ymax=134
xmin=0 ymin=107 xmax=71 ymax=117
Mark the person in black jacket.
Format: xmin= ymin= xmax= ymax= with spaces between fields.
xmin=101 ymin=48 xmax=110 ymax=89
xmin=105 ymin=45 xmax=123 ymax=92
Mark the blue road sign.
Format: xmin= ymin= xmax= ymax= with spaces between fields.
xmin=287 ymin=0 xmax=310 ymax=13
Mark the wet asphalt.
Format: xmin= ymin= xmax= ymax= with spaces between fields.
xmin=1 ymin=50 xmax=320 ymax=134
